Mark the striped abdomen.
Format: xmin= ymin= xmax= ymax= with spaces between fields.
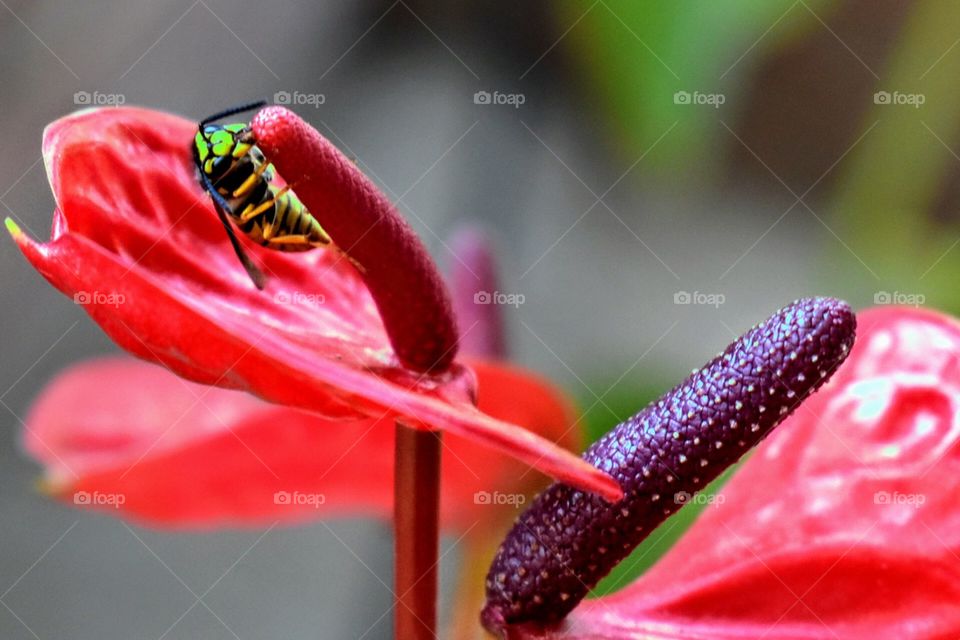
xmin=206 ymin=146 xmax=331 ymax=252
xmin=241 ymin=186 xmax=330 ymax=252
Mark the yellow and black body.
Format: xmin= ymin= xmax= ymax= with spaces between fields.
xmin=192 ymin=101 xmax=334 ymax=288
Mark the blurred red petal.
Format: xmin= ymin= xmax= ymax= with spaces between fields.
xmin=9 ymin=106 xmax=618 ymax=500
xmin=512 ymin=306 xmax=960 ymax=639
xmin=25 ymin=356 xmax=578 ymax=530
xmin=444 ymin=358 xmax=581 ymax=532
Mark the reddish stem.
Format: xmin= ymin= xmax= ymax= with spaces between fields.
xmin=394 ymin=422 xmax=441 ymax=640
xmin=251 ymin=107 xmax=459 ymax=373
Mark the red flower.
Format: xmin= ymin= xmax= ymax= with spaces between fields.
xmin=7 ymin=106 xmax=618 ymax=501
xmin=506 ymin=306 xmax=960 ymax=639
xmin=24 ymin=355 xmax=576 ymax=532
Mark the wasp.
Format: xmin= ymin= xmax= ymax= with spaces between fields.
xmin=193 ymin=100 xmax=342 ymax=289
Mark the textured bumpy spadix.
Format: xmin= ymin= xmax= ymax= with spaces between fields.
xmin=482 ymin=297 xmax=856 ymax=631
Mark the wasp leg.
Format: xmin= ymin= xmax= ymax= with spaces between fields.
xmin=335 ymin=248 xmax=366 ymax=274
xmin=262 ymin=218 xmax=277 ymax=241
xmin=231 ymin=161 xmax=270 ymax=198
xmin=265 ymin=235 xmax=313 ymax=247
xmin=240 ymin=184 xmax=291 ymax=223
xmin=199 ymin=171 xmax=267 ymax=289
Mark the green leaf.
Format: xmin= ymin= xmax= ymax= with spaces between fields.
xmin=564 ymin=0 xmax=832 ymax=177
xmin=829 ymin=0 xmax=960 ymax=315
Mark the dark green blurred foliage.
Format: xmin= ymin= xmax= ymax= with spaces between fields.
xmin=561 ymin=0 xmax=960 ymax=314
xmin=563 ymin=0 xmax=830 ymax=178
xmin=831 ymin=1 xmax=960 ymax=316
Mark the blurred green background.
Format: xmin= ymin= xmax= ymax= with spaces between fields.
xmin=1 ymin=0 xmax=957 ymax=637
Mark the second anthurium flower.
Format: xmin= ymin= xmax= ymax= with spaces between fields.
xmin=483 ymin=297 xmax=856 ymax=632
xmin=489 ymin=305 xmax=960 ymax=639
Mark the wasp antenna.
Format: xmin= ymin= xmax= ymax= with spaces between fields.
xmin=200 ymin=172 xmax=268 ymax=289
xmin=199 ymin=100 xmax=269 ymax=129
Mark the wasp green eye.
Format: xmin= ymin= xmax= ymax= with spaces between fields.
xmin=209 ymin=130 xmax=235 ymax=157
xmin=194 ymin=132 xmax=210 ymax=163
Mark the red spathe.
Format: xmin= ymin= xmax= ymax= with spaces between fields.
xmin=10 ymin=106 xmax=619 ymax=501
xmin=509 ymin=307 xmax=960 ymax=639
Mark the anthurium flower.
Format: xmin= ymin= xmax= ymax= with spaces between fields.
xmin=6 ymin=106 xmax=618 ymax=501
xmin=488 ymin=305 xmax=960 ymax=639
xmin=20 ymin=220 xmax=570 ymax=533
xmin=484 ymin=297 xmax=856 ymax=629
xmin=19 ymin=221 xmax=574 ymax=639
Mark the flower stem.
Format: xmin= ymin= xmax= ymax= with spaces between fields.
xmin=394 ymin=422 xmax=441 ymax=640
